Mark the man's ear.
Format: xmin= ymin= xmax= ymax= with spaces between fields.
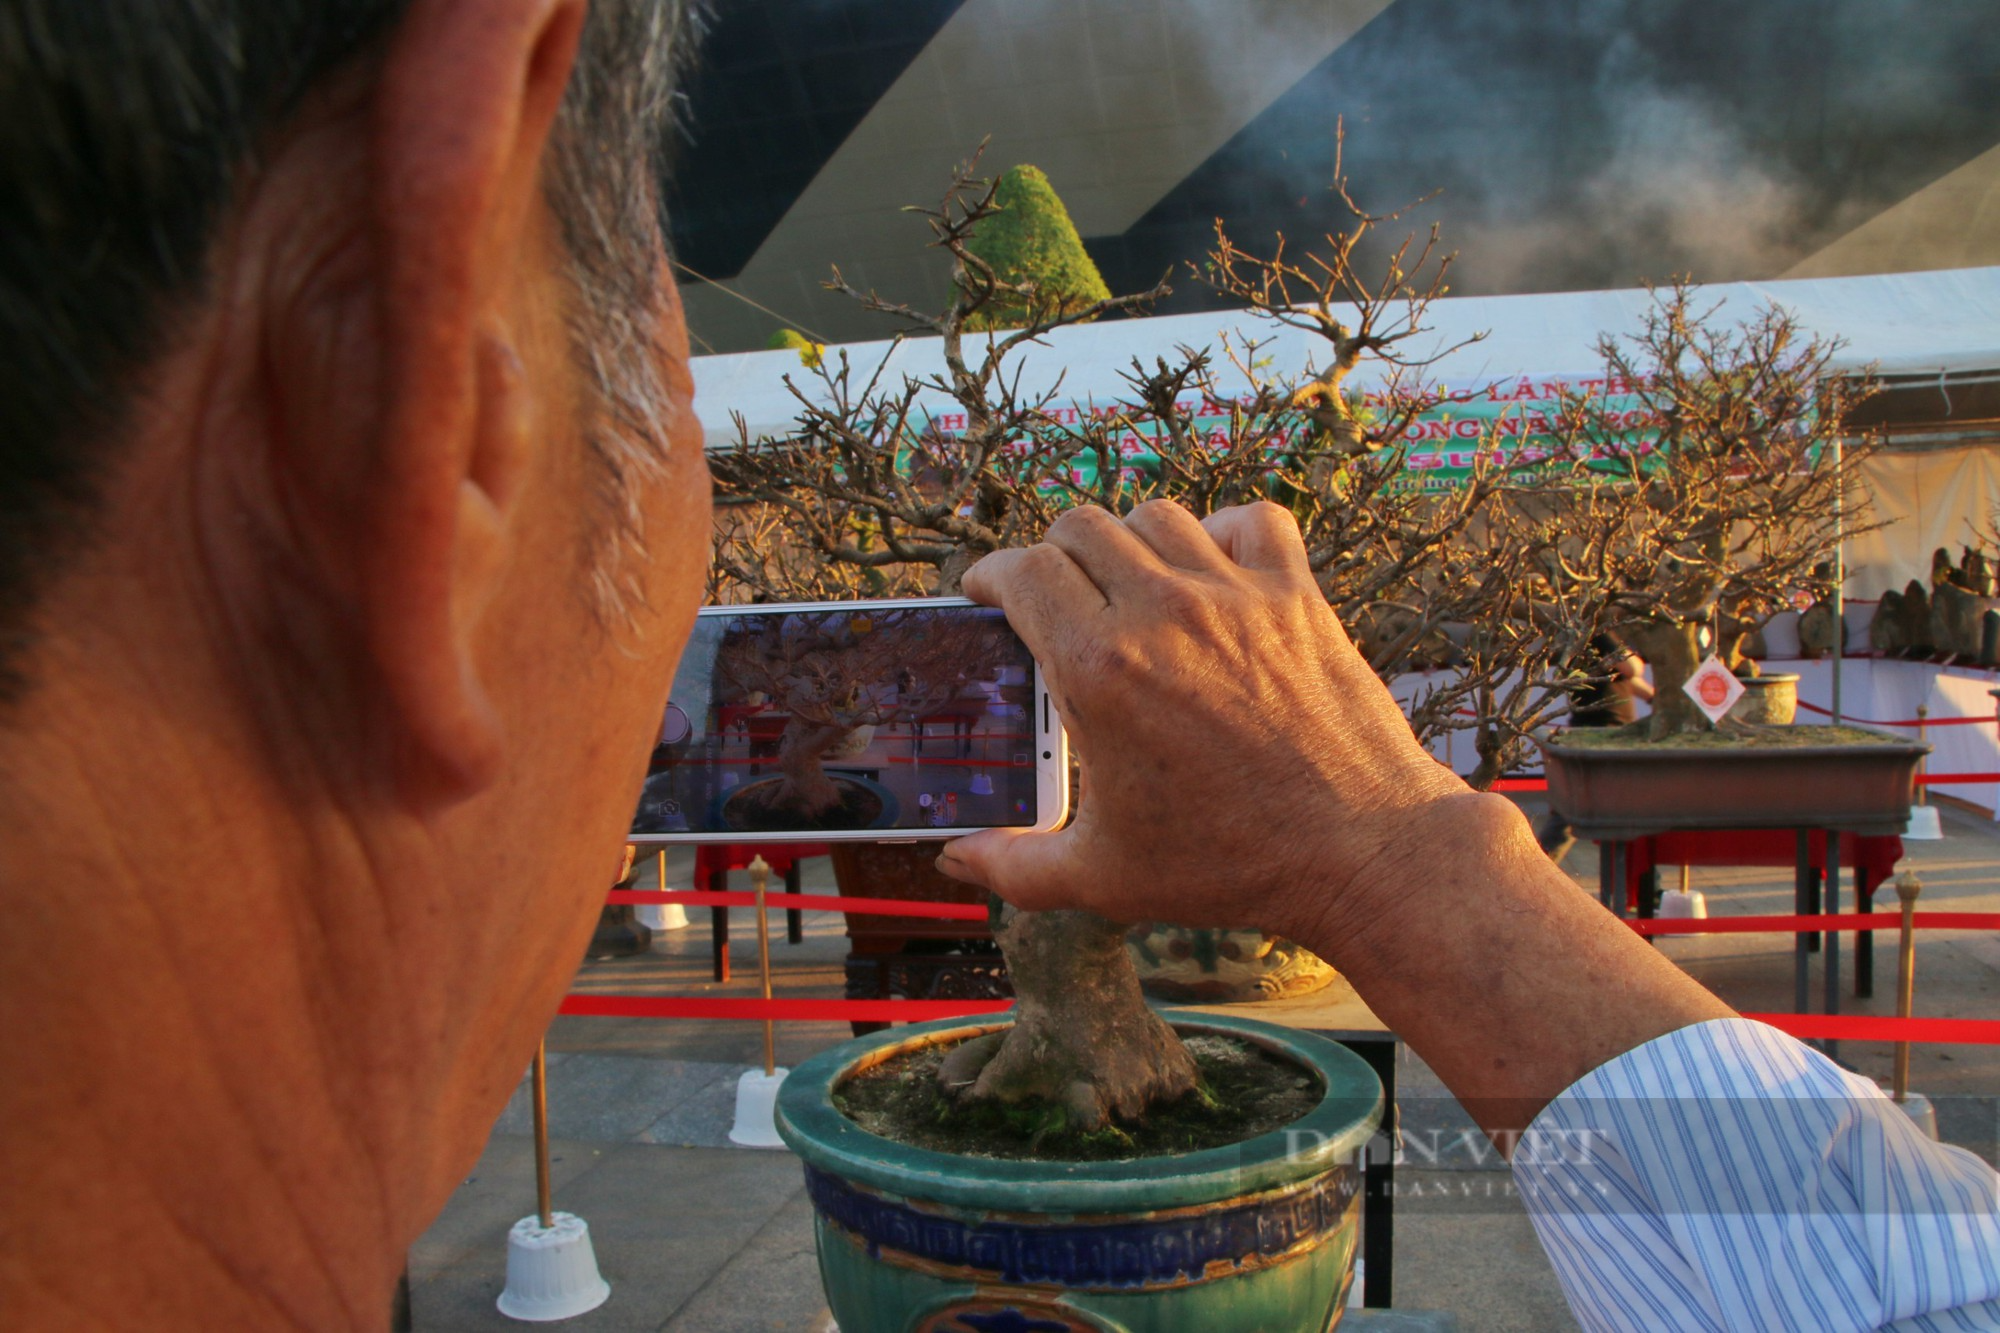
xmin=356 ymin=0 xmax=589 ymax=807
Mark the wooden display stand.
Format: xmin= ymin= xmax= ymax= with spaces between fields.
xmin=829 ymin=842 xmax=1011 ymax=1034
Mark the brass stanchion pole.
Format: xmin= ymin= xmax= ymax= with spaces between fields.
xmin=1916 ymin=705 xmax=1930 ymax=807
xmin=750 ymin=854 xmax=776 ymax=1077
xmin=1893 ymin=870 xmax=1921 ymax=1106
xmin=498 ymin=1043 xmax=610 ymax=1319
xmin=531 ymin=1039 xmax=553 ymax=1228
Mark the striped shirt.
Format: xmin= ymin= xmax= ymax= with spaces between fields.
xmin=1512 ymin=1018 xmax=2000 ymax=1331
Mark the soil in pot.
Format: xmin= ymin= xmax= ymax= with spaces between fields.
xmin=722 ymin=774 xmax=884 ymax=831
xmin=1553 ymin=723 xmax=1896 ymax=751
xmin=833 ymin=1030 xmax=1320 ymax=1161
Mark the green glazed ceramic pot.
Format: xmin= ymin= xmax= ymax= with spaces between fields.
xmin=776 ymin=1010 xmax=1383 ymax=1333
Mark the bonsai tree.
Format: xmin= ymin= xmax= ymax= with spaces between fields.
xmin=712 ymin=605 xmax=1013 ymax=824
xmin=766 ymin=327 xmax=824 ymax=368
xmin=961 ymin=163 xmax=1112 ymax=330
xmin=1533 ymin=285 xmax=1882 ymax=738
xmin=708 ymin=150 xmax=1595 ymax=1128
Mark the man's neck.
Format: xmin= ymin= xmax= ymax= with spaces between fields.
xmin=0 ymin=631 xmax=411 ymax=1328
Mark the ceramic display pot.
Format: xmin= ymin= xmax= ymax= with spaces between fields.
xmin=776 ymin=1010 xmax=1382 ymax=1332
xmin=1541 ymin=728 xmax=1927 ymax=837
xmin=1728 ymin=673 xmax=1799 ymax=726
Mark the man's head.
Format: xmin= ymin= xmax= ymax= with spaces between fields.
xmin=0 ymin=2 xmax=712 ymax=1319
xmin=0 ymin=0 xmax=698 ymax=690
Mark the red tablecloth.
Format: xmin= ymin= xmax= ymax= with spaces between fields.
xmin=693 ymin=842 xmax=831 ymax=981
xmin=1621 ymin=829 xmax=1902 ymax=907
xmin=1608 ymin=828 xmax=1904 ymax=1000
xmin=693 ymin=841 xmax=829 ymax=879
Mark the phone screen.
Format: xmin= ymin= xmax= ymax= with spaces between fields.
xmin=631 ymin=603 xmax=1042 ymax=837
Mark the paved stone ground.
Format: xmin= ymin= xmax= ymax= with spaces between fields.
xmin=410 ymin=801 xmax=2000 ymax=1330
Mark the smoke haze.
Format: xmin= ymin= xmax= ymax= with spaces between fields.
xmin=1090 ymin=0 xmax=2000 ymax=304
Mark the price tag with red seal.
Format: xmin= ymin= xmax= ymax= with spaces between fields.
xmin=1684 ymin=655 xmax=1745 ymax=724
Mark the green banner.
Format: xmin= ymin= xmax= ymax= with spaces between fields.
xmin=917 ymin=376 xmax=1659 ymax=492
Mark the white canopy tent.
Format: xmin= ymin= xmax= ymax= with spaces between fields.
xmin=690 ymin=266 xmax=2000 ymax=593
xmin=1847 ymin=449 xmax=2000 ymax=599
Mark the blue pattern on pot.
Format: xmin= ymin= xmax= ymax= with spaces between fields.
xmin=806 ymin=1163 xmax=1360 ymax=1290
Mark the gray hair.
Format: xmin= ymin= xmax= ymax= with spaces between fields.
xmin=549 ymin=0 xmax=700 ymax=627
xmin=0 ymin=0 xmax=698 ymax=698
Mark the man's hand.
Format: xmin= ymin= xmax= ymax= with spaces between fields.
xmin=945 ymin=499 xmax=1733 ymax=1139
xmin=938 ymin=499 xmax=1467 ymax=938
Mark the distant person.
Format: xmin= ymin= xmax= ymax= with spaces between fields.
xmin=1536 ymin=631 xmax=1655 ymax=864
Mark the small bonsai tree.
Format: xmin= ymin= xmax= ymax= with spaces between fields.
xmin=766 ymin=327 xmax=824 ymax=368
xmin=708 ymin=148 xmax=1600 ymax=1131
xmin=712 ymin=606 xmax=1014 ymax=824
xmin=1535 ymin=286 xmax=1882 ymax=739
xmin=961 ymin=163 xmax=1112 ymax=330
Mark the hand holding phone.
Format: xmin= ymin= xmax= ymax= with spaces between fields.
xmin=939 ymin=501 xmax=1467 ymax=938
xmin=630 ymin=598 xmax=1067 ymax=843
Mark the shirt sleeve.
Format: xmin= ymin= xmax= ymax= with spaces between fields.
xmin=1509 ymin=1017 xmax=2000 ymax=1332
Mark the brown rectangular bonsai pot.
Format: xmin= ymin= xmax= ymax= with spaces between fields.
xmin=1539 ymin=730 xmax=1931 ymax=839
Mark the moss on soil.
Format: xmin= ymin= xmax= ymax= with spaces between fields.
xmin=833 ymin=1032 xmax=1320 ymax=1161
xmin=1551 ymin=724 xmax=1903 ymax=750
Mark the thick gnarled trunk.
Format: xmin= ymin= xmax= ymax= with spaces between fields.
xmin=927 ymin=510 xmax=1199 ymax=1132
xmin=1625 ymin=620 xmax=1709 ymax=739
xmin=772 ymin=719 xmax=850 ymax=818
xmin=938 ymin=904 xmax=1199 ymax=1131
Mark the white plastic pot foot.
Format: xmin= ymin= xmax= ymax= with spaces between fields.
xmin=1896 ymin=1091 xmax=1939 ymax=1139
xmin=728 ymin=1067 xmax=791 ymax=1148
xmin=1659 ymin=890 xmax=1707 ymax=919
xmin=497 ymin=1212 xmax=611 ymax=1322
xmin=636 ymin=902 xmax=690 ymax=931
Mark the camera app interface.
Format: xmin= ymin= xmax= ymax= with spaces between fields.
xmin=631 ymin=605 xmax=1041 ymax=836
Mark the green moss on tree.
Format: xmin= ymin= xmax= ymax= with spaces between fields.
xmin=962 ymin=165 xmax=1111 ymax=330
xmin=766 ymin=327 xmax=823 ymax=368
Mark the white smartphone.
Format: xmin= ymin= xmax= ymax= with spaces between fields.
xmin=629 ymin=597 xmax=1069 ymax=844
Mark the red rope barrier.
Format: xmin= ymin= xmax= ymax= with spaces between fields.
xmin=559 ymin=995 xmax=1010 ymax=1022
xmin=570 ymin=895 xmax=2000 ymax=1044
xmin=555 ymin=995 xmax=2000 ymax=1046
xmin=1744 ymin=1013 xmax=2000 ymax=1046
xmin=1628 ymin=912 xmax=2000 ymax=936
xmin=1794 ymin=700 xmax=1997 ymax=727
xmin=606 ymin=889 xmax=988 ymax=920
